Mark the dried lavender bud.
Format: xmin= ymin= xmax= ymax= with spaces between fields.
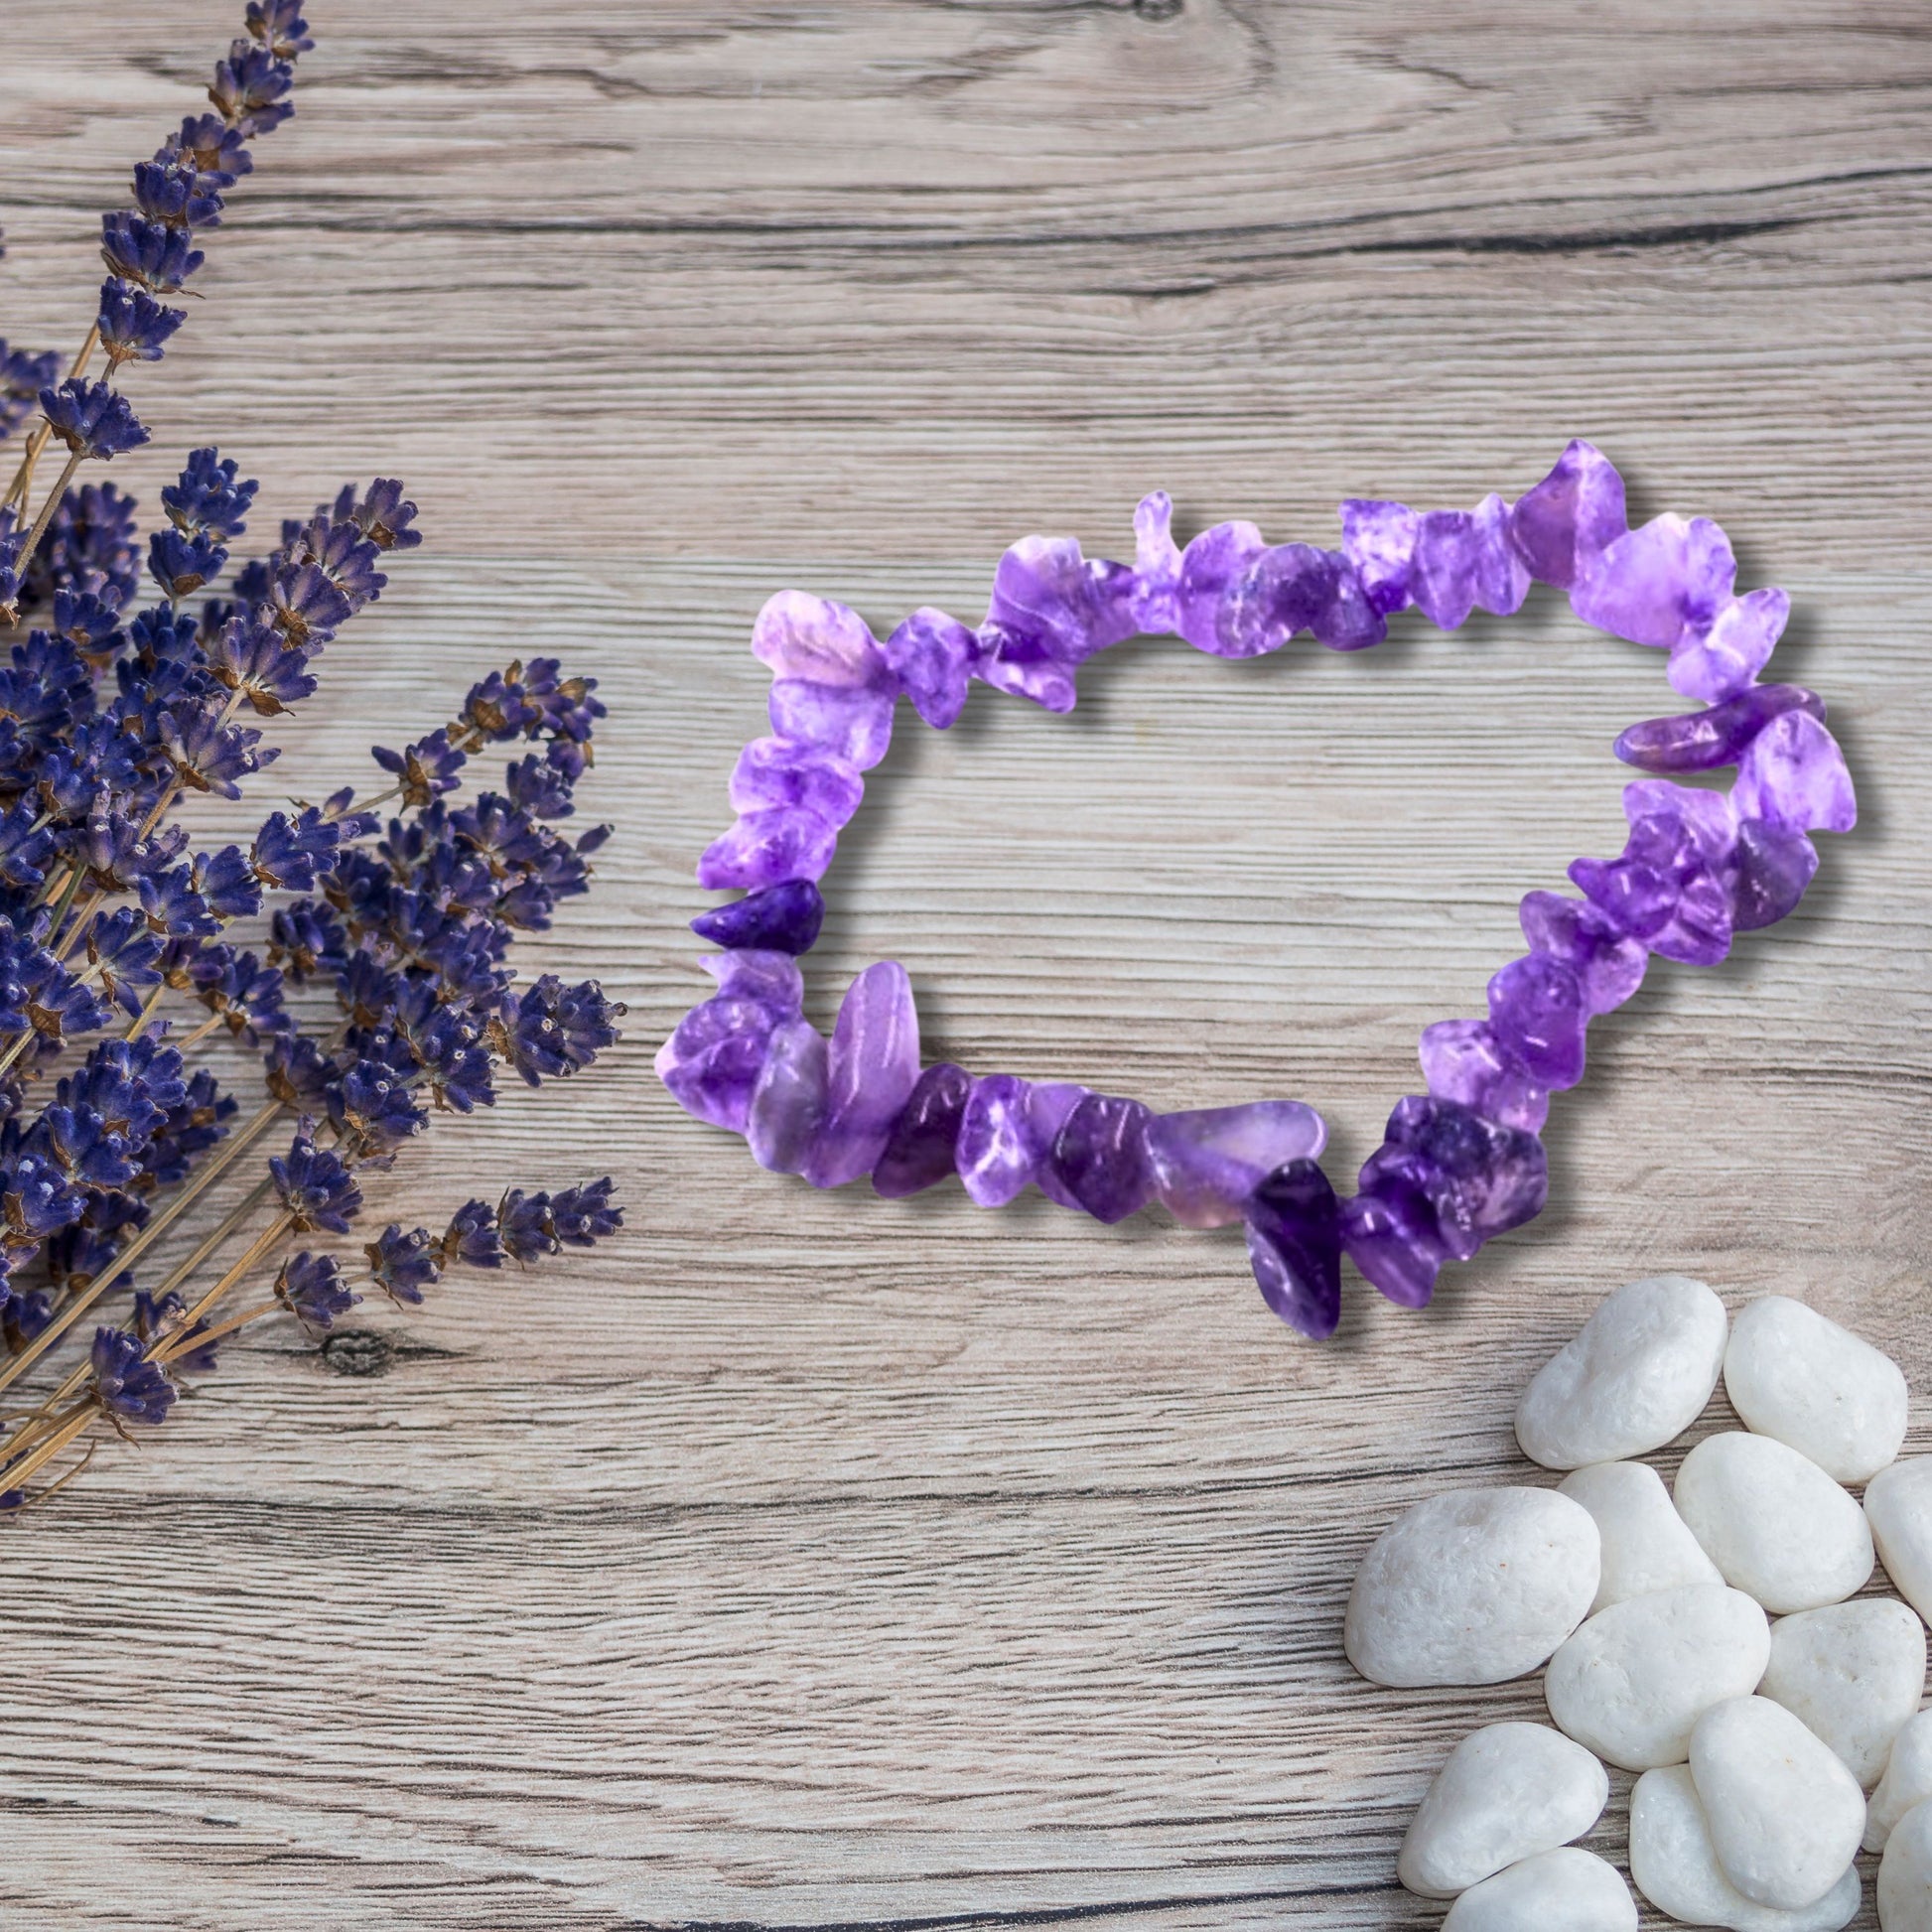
xmin=438 ymin=1199 xmax=501 ymax=1270
xmin=0 ymin=344 xmax=62 ymax=443
xmin=372 ymin=730 xmax=467 ymax=807
xmin=90 ymin=1326 xmax=175 ymax=1426
xmin=163 ymin=448 xmax=256 ymax=537
xmin=246 ymin=1 xmax=314 ymax=61
xmin=97 ymin=278 xmax=187 ymax=371
xmin=208 ymin=43 xmax=296 ymax=138
xmin=269 ymin=1127 xmax=361 ymax=1234
xmin=331 ymin=477 xmax=419 ymax=552
xmin=38 ymin=379 xmax=149 ymax=461
xmin=362 ymin=1224 xmax=438 ymax=1306
xmin=99 ymin=213 xmax=205 ymax=294
xmin=133 ymin=1292 xmax=218 ymax=1375
xmin=275 ymin=1251 xmax=356 ymax=1330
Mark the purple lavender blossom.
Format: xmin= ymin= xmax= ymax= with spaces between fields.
xmin=275 ymin=1251 xmax=356 ymax=1329
xmin=90 ymin=1326 xmax=176 ymax=1426
xmin=269 ymin=1128 xmax=362 ymax=1234
xmin=365 ymin=1223 xmax=439 ymax=1306
xmin=39 ymin=379 xmax=150 ymax=461
xmin=1 ymin=345 xmax=63 ymax=443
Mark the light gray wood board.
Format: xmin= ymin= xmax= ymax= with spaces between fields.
xmin=1 ymin=2 xmax=1929 ymax=1927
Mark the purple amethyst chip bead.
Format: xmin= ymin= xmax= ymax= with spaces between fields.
xmin=1486 ymin=954 xmax=1587 ymax=1091
xmin=1614 ymin=685 xmax=1826 ymax=774
xmin=1729 ymin=818 xmax=1820 ymax=930
xmin=881 ymin=609 xmax=979 ymax=732
xmin=1048 ymin=1093 xmax=1155 ymax=1224
xmin=1418 ymin=1019 xmax=1550 ymax=1134
xmin=955 ymin=1073 xmax=1042 ymax=1208
xmin=690 ymin=878 xmax=826 ymax=956
xmin=1244 ymin=1159 xmax=1342 ymax=1339
xmin=1506 ymin=440 xmax=1627 ymax=591
xmin=1517 ymin=891 xmax=1647 ymax=1016
xmin=873 ymin=1062 xmax=974 ymax=1199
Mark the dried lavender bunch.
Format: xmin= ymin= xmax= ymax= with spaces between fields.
xmin=0 ymin=4 xmax=625 ymax=1507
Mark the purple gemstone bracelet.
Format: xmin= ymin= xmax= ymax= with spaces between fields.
xmin=658 ymin=442 xmax=1856 ymax=1339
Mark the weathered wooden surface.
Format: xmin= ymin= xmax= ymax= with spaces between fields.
xmin=2 ymin=2 xmax=1929 ymax=1925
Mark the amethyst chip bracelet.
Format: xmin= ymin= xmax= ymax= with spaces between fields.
xmin=657 ymin=442 xmax=1856 ymax=1339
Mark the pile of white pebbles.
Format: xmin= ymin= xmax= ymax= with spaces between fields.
xmin=1346 ymin=1278 xmax=1932 ymax=1930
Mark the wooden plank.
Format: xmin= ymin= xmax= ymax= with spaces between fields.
xmin=1 ymin=2 xmax=1928 ymax=1925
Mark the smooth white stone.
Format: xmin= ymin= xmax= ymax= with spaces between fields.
xmin=1545 ymin=1583 xmax=1772 ymax=1771
xmin=1630 ymin=1764 xmax=1862 ymax=1932
xmin=1689 ymin=1695 xmax=1867 ymax=1910
xmin=1760 ymin=1598 xmax=1927 ymax=1788
xmin=1878 ymin=1798 xmax=1932 ymax=1931
xmin=1560 ymin=1459 xmax=1725 ymax=1612
xmin=1867 ymin=1459 xmax=1932 ymax=1625
xmin=1725 ymin=1296 xmax=1908 ymax=1484
xmin=1868 ymin=1712 xmax=1932 ymax=1854
xmin=1344 ymin=1486 xmax=1600 ymax=1688
xmin=1675 ymin=1433 xmax=1874 ymax=1613
xmin=1399 ymin=1722 xmax=1610 ymax=1899
xmin=1440 ymin=1848 xmax=1637 ymax=1932
xmin=1516 ymin=1275 xmax=1728 ymax=1470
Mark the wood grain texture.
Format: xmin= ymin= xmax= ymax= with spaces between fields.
xmin=2 ymin=3 xmax=1930 ymax=1926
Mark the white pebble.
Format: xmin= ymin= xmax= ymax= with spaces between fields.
xmin=1630 ymin=1763 xmax=1862 ymax=1932
xmin=1879 ymin=1798 xmax=1932 ymax=1931
xmin=1545 ymin=1582 xmax=1771 ymax=1771
xmin=1399 ymin=1722 xmax=1610 ymax=1898
xmin=1545 ymin=1576 xmax=1769 ymax=1769
xmin=1689 ymin=1696 xmax=1867 ymax=1911
xmin=1344 ymin=1486 xmax=1600 ymax=1688
xmin=1441 ymin=1847 xmax=1636 ymax=1932
xmin=1675 ymin=1433 xmax=1874 ymax=1613
xmin=1868 ymin=1712 xmax=1932 ymax=1854
xmin=1724 ymin=1296 xmax=1908 ymax=1484
xmin=1866 ymin=1458 xmax=1932 ymax=1625
xmin=1516 ymin=1275 xmax=1727 ymax=1470
xmin=1560 ymin=1458 xmax=1724 ymax=1611
xmin=1760 ymin=1598 xmax=1927 ymax=1788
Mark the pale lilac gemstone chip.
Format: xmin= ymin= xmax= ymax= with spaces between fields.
xmin=956 ymin=1073 xmax=1041 ymax=1207
xmin=1337 ymin=499 xmax=1420 ymax=616
xmin=699 ymin=949 xmax=805 ymax=1009
xmin=1732 ymin=710 xmax=1858 ymax=834
xmin=752 ymin=590 xmax=891 ymax=688
xmin=748 ymin=1017 xmax=828 ymax=1175
xmin=767 ymin=677 xmax=896 ymax=770
xmin=1507 ymin=440 xmax=1627 ymax=591
xmin=1131 ymin=490 xmax=1183 ymax=633
xmin=989 ymin=536 xmax=1140 ymax=666
xmin=1143 ymin=1099 xmax=1328 ymax=1228
xmin=881 ymin=608 xmax=978 ymax=731
xmin=730 ymin=736 xmax=865 ymax=828
xmin=1417 ymin=1019 xmax=1550 ymax=1134
xmin=696 ymin=803 xmax=838 ymax=891
xmin=1173 ymin=520 xmax=1267 ymax=651
xmin=655 ymin=952 xmax=804 ymax=1135
xmin=1410 ymin=508 xmax=1485 ymax=629
xmin=803 ymin=960 xmax=923 ymax=1189
xmin=1572 ymin=512 xmax=1737 ymax=649
xmin=1668 ymin=587 xmax=1790 ymax=703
